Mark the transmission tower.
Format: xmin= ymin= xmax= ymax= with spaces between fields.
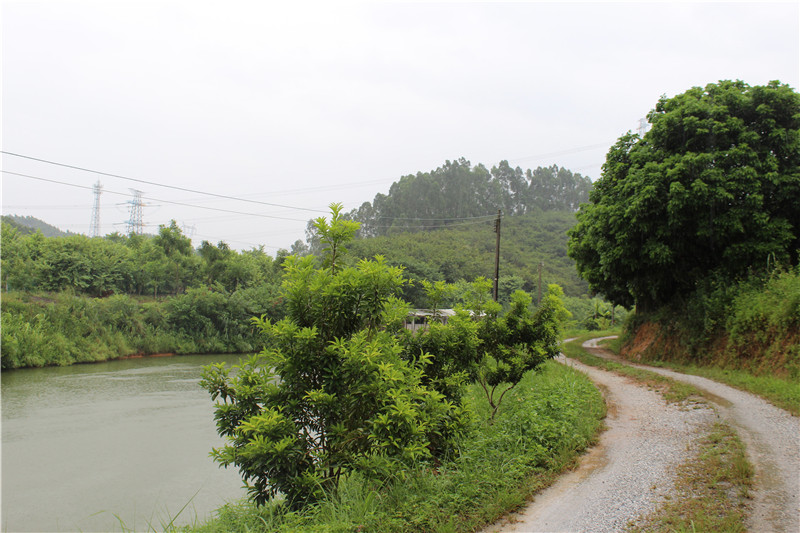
xmin=89 ymin=181 xmax=103 ymax=237
xmin=638 ymin=117 xmax=650 ymax=137
xmin=182 ymin=223 xmax=196 ymax=240
xmin=125 ymin=189 xmax=144 ymax=235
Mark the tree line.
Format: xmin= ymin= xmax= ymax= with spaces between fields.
xmin=304 ymin=159 xmax=592 ymax=242
xmin=1 ymin=220 xmax=284 ymax=297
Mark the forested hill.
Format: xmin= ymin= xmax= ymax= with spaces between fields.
xmin=1 ymin=215 xmax=76 ymax=237
xmin=344 ymin=210 xmax=589 ymax=303
xmin=334 ymin=158 xmax=592 ymax=239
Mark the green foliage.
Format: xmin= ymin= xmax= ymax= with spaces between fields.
xmin=0 ymin=283 xmax=283 ymax=369
xmin=1 ymin=218 xmax=284 ymax=301
xmin=561 ymin=295 xmax=629 ymax=332
xmin=476 ymin=285 xmax=570 ymax=420
xmin=726 ymin=267 xmax=800 ymax=345
xmin=626 ymin=267 xmax=800 ymax=400
xmin=345 ymin=210 xmax=589 ymax=306
xmin=188 ymin=362 xmax=606 ymax=533
xmin=569 ymin=80 xmax=800 ymax=310
xmin=201 ymin=206 xmax=467 ymax=509
xmin=1 ymin=214 xmax=76 ymax=237
xmin=337 ymin=158 xmax=591 ymax=238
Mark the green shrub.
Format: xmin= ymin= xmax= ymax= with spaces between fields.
xmin=202 ymin=205 xmax=468 ymax=509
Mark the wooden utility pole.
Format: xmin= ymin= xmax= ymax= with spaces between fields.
xmin=493 ymin=210 xmax=501 ymax=302
xmin=538 ymin=261 xmax=543 ymax=305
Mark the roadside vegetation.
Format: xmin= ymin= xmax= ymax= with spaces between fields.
xmin=567 ymin=79 xmax=799 ymax=411
xmin=189 ymin=206 xmax=604 ymax=531
xmin=628 ymin=422 xmax=752 ymax=533
xmin=617 ymin=268 xmax=800 ymax=415
xmin=562 ymin=334 xmax=704 ymax=405
xmin=189 ymin=361 xmax=605 ymax=533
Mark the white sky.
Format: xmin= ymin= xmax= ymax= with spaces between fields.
xmin=2 ymin=1 xmax=798 ymax=252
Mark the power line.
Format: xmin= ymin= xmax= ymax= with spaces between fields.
xmin=2 ymin=171 xmax=310 ymax=222
xmin=1 ymin=151 xmax=328 ymax=214
xmin=370 ymin=218 xmax=496 ymax=230
xmin=376 ymin=214 xmax=496 ymax=221
xmin=4 ymin=169 xmax=502 ymax=224
xmin=507 ymin=142 xmax=612 ymax=164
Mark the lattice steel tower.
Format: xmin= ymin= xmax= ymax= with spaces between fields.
xmin=125 ymin=189 xmax=144 ymax=235
xmin=638 ymin=117 xmax=649 ymax=137
xmin=89 ymin=181 xmax=103 ymax=237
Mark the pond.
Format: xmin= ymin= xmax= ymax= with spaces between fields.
xmin=2 ymin=354 xmax=248 ymax=532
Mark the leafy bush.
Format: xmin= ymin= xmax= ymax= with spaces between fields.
xmin=201 ymin=205 xmax=469 ymax=509
xmin=189 ymin=362 xmax=605 ymax=533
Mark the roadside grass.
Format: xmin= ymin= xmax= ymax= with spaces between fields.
xmin=627 ymin=422 xmax=752 ymax=533
xmin=184 ymin=360 xmax=606 ymax=533
xmin=593 ymin=337 xmax=800 ymax=416
xmin=561 ymin=334 xmax=702 ymax=405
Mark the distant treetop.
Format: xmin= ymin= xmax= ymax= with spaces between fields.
xmin=306 ymin=158 xmax=592 ymax=242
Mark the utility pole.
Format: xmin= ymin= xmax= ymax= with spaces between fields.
xmin=538 ymin=261 xmax=543 ymax=305
xmin=493 ymin=210 xmax=501 ymax=302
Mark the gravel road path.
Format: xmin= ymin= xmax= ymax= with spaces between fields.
xmin=484 ymin=338 xmax=800 ymax=533
xmin=583 ymin=337 xmax=800 ymax=533
xmin=484 ymin=346 xmax=716 ymax=533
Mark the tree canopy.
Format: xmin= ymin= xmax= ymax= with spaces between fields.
xmin=306 ymin=159 xmax=592 ymax=241
xmin=568 ymin=80 xmax=800 ymax=310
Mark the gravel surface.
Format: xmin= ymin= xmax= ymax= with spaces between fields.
xmin=484 ymin=348 xmax=716 ymax=533
xmin=584 ymin=337 xmax=800 ymax=533
xmin=484 ymin=337 xmax=800 ymax=533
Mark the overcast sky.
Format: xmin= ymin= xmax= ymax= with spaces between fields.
xmin=2 ymin=1 xmax=798 ymax=252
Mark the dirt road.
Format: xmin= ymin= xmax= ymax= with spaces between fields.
xmin=484 ymin=338 xmax=799 ymax=533
xmin=582 ymin=337 xmax=800 ymax=533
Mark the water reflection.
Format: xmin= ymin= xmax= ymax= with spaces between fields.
xmin=2 ymin=354 xmax=248 ymax=532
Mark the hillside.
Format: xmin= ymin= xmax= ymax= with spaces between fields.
xmin=1 ymin=215 xmax=75 ymax=237
xmin=344 ymin=210 xmax=588 ymax=306
xmin=298 ymin=158 xmax=592 ymax=306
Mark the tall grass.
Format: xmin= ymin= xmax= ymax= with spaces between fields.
xmin=186 ymin=360 xmax=606 ymax=533
xmin=1 ymin=288 xmax=272 ymax=369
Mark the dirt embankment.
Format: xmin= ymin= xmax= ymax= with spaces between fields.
xmin=621 ymin=320 xmax=800 ymax=378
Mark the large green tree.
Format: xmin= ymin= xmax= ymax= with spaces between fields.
xmin=569 ymin=80 xmax=800 ymax=310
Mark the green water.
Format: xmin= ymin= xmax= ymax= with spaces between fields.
xmin=2 ymin=354 xmax=248 ymax=532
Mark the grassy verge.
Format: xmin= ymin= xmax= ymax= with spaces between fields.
xmin=616 ymin=358 xmax=798 ymax=417
xmin=184 ymin=360 xmax=606 ymax=533
xmin=628 ymin=422 xmax=752 ymax=533
xmin=562 ymin=334 xmax=703 ymax=404
xmin=594 ymin=336 xmax=800 ymax=416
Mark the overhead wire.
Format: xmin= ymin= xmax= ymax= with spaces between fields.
xmin=507 ymin=142 xmax=612 ymax=164
xmin=2 ymin=171 xmax=309 ymax=222
xmin=2 ymin=151 xmax=501 ymax=223
xmin=1 ymin=151 xmax=329 ymax=214
xmin=4 ymin=144 xmax=603 ymax=239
